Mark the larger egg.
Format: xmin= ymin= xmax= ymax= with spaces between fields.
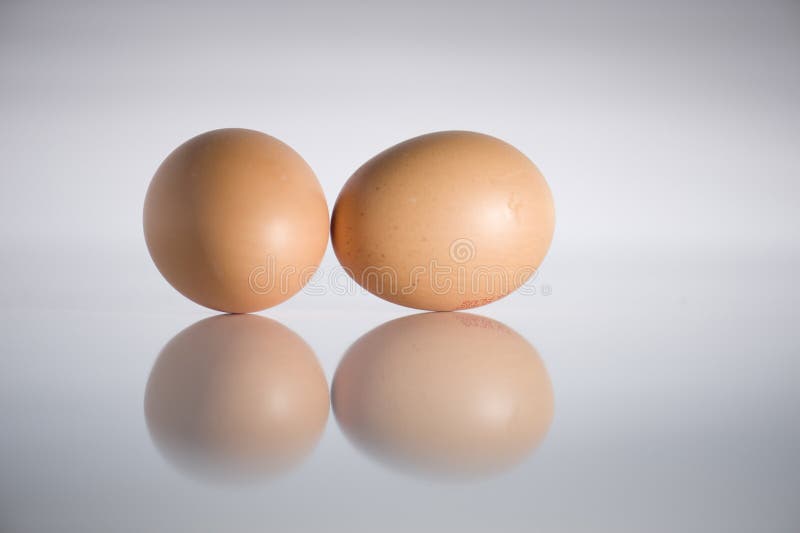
xmin=144 ymin=128 xmax=329 ymax=313
xmin=331 ymin=130 xmax=554 ymax=311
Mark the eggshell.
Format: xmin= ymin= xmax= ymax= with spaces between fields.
xmin=144 ymin=128 xmax=329 ymax=313
xmin=144 ymin=314 xmax=329 ymax=481
xmin=331 ymin=130 xmax=554 ymax=311
xmin=331 ymin=312 xmax=553 ymax=479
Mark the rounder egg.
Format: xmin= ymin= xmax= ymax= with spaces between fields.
xmin=331 ymin=130 xmax=554 ymax=311
xmin=144 ymin=128 xmax=329 ymax=313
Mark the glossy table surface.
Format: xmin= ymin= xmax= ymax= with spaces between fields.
xmin=1 ymin=248 xmax=797 ymax=533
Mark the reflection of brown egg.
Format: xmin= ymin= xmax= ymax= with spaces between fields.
xmin=144 ymin=314 xmax=329 ymax=482
xmin=332 ymin=312 xmax=553 ymax=479
xmin=143 ymin=128 xmax=329 ymax=313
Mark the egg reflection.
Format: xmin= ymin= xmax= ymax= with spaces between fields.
xmin=332 ymin=312 xmax=553 ymax=480
xmin=144 ymin=314 xmax=329 ymax=482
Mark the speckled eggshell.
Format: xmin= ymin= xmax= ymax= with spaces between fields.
xmin=331 ymin=130 xmax=554 ymax=311
xmin=144 ymin=314 xmax=329 ymax=480
xmin=332 ymin=312 xmax=554 ymax=478
xmin=144 ymin=128 xmax=329 ymax=313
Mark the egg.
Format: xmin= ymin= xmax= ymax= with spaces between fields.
xmin=332 ymin=312 xmax=554 ymax=479
xmin=331 ymin=130 xmax=554 ymax=311
xmin=144 ymin=128 xmax=329 ymax=313
xmin=144 ymin=314 xmax=329 ymax=481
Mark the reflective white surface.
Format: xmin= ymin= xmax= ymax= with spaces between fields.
xmin=1 ymin=249 xmax=798 ymax=532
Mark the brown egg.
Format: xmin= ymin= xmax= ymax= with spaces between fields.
xmin=144 ymin=128 xmax=329 ymax=313
xmin=331 ymin=131 xmax=554 ymax=311
xmin=144 ymin=314 xmax=329 ymax=482
xmin=332 ymin=312 xmax=554 ymax=479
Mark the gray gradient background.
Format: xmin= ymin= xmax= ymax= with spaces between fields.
xmin=1 ymin=1 xmax=799 ymax=532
